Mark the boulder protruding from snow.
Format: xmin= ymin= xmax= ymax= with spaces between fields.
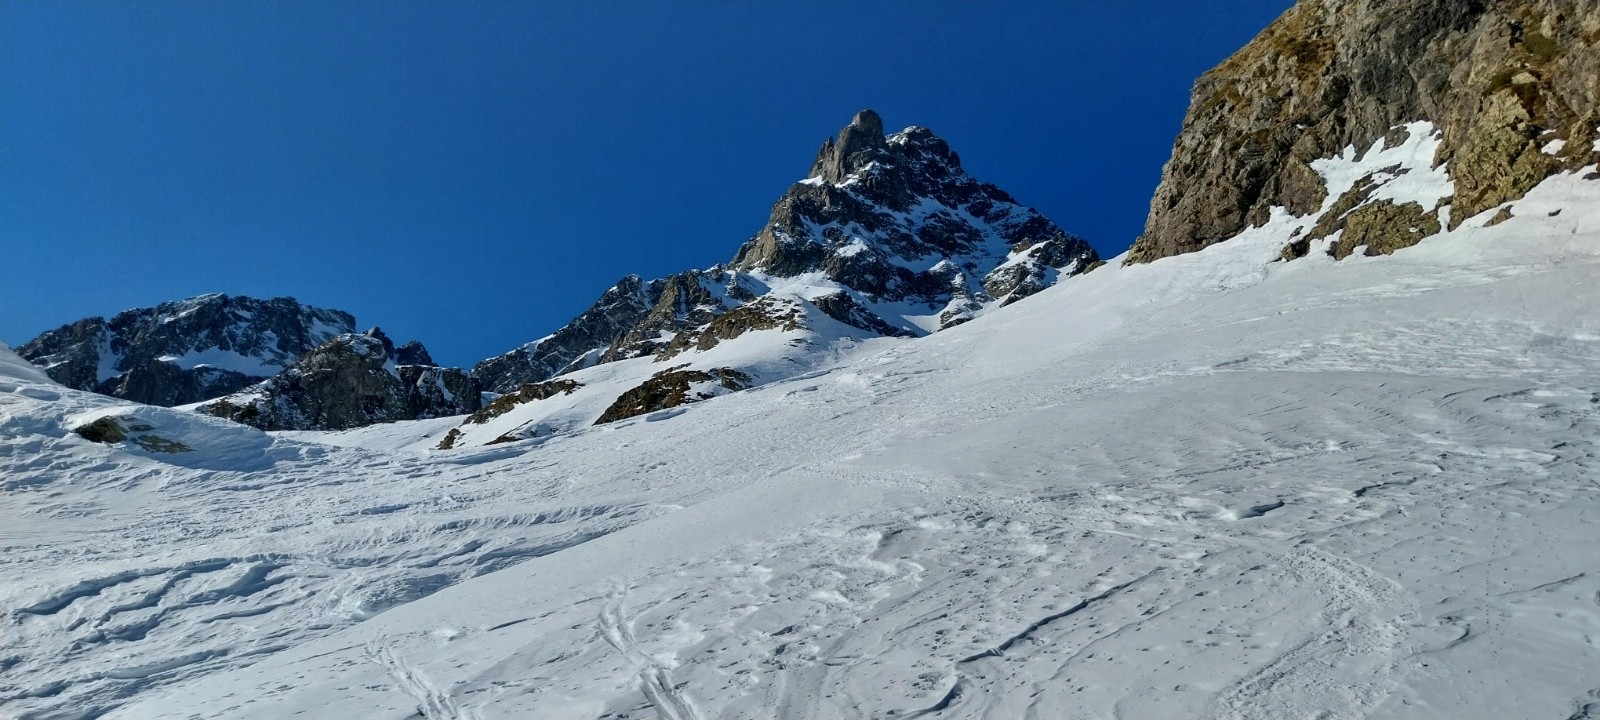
xmin=593 ymin=367 xmax=752 ymax=425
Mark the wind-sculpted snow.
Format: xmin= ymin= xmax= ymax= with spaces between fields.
xmin=5 ymin=157 xmax=1600 ymax=717
xmin=0 ymin=357 xmax=669 ymax=718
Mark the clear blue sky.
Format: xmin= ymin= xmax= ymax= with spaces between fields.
xmin=1 ymin=1 xmax=1290 ymax=368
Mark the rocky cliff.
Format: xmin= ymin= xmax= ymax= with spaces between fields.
xmin=17 ymin=294 xmax=354 ymax=406
xmin=198 ymin=328 xmax=480 ymax=431
xmin=1127 ymin=0 xmax=1600 ymax=263
xmin=473 ymin=110 xmax=1099 ymax=393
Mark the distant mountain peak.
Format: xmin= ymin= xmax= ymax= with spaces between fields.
xmin=471 ymin=110 xmax=1100 ymax=405
xmin=731 ymin=110 xmax=1096 ymax=305
xmin=17 ymin=294 xmax=355 ymax=407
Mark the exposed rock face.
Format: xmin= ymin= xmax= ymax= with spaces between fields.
xmin=469 ymin=275 xmax=660 ymax=392
xmin=394 ymin=341 xmax=436 ymax=366
xmin=731 ymin=109 xmax=1099 ymax=309
xmin=17 ymin=294 xmax=354 ymax=406
xmin=596 ymin=271 xmax=763 ymax=364
xmin=659 ymin=297 xmax=807 ymax=360
xmin=198 ymin=328 xmax=480 ymax=431
xmin=1128 ymin=0 xmax=1600 ymax=263
xmin=473 ymin=111 xmax=1098 ymax=393
xmin=593 ymin=367 xmax=752 ymax=425
xmin=1329 ymin=200 xmax=1444 ymax=259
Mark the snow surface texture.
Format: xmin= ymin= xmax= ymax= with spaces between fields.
xmin=4 ymin=129 xmax=1600 ymax=719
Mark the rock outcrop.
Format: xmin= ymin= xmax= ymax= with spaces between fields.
xmin=593 ymin=367 xmax=752 ymax=425
xmin=72 ymin=416 xmax=192 ymax=453
xmin=198 ymin=328 xmax=480 ymax=431
xmin=462 ymin=378 xmax=584 ymax=426
xmin=731 ymin=109 xmax=1099 ymax=308
xmin=1127 ymin=0 xmax=1600 ymax=264
xmin=17 ymin=294 xmax=354 ymax=406
xmin=473 ymin=110 xmax=1099 ymax=393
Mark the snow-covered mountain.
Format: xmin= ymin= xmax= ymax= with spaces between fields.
xmin=18 ymin=295 xmax=484 ymax=432
xmin=16 ymin=294 xmax=355 ymax=407
xmin=5 ymin=2 xmax=1600 ymax=718
xmin=472 ymin=110 xmax=1099 ymax=394
xmin=5 ymin=121 xmax=1599 ymax=718
xmin=454 ymin=110 xmax=1099 ymax=445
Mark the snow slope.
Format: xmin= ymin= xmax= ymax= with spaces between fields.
xmin=5 ymin=151 xmax=1600 ymax=718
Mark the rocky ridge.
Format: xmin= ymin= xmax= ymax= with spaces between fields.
xmin=197 ymin=328 xmax=480 ymax=431
xmin=1128 ymin=0 xmax=1600 ymax=264
xmin=473 ymin=110 xmax=1099 ymax=394
xmin=16 ymin=294 xmax=354 ymax=407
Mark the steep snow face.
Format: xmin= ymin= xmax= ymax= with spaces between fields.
xmin=5 ymin=148 xmax=1599 ymax=718
xmin=16 ymin=294 xmax=356 ymax=407
xmin=471 ymin=111 xmax=1098 ymax=396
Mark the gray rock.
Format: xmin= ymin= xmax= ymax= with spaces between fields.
xmin=18 ymin=294 xmax=354 ymax=406
xmin=199 ymin=328 xmax=480 ymax=431
xmin=394 ymin=340 xmax=435 ymax=367
xmin=470 ymin=275 xmax=660 ymax=392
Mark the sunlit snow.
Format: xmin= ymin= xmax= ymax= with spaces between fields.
xmin=3 ymin=135 xmax=1599 ymax=719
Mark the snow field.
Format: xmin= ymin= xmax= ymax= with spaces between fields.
xmin=3 ymin=131 xmax=1599 ymax=719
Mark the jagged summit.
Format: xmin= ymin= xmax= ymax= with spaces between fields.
xmin=471 ymin=110 xmax=1099 ymax=396
xmin=810 ymin=109 xmax=897 ymax=185
xmin=731 ymin=111 xmax=1088 ymax=305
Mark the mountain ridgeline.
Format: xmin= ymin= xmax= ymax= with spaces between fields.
xmin=1129 ymin=0 xmax=1600 ymax=263
xmin=15 ymin=112 xmax=1097 ymax=432
xmin=27 ymin=0 xmax=1597 ymax=435
xmin=17 ymin=294 xmax=481 ymax=430
xmin=16 ymin=294 xmax=356 ymax=407
xmin=472 ymin=110 xmax=1100 ymax=393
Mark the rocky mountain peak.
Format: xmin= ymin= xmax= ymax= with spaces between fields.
xmin=811 ymin=108 xmax=892 ymax=184
xmin=16 ymin=294 xmax=355 ymax=406
xmin=394 ymin=341 xmax=436 ymax=367
xmin=730 ymin=111 xmax=1098 ymax=306
xmin=472 ymin=110 xmax=1099 ymax=395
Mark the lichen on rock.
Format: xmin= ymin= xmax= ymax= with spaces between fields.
xmin=1127 ymin=0 xmax=1600 ymax=264
xmin=1329 ymin=200 xmax=1444 ymax=259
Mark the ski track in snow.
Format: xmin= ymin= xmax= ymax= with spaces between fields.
xmin=5 ymin=161 xmax=1600 ymax=718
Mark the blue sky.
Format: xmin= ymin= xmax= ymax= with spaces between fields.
xmin=1 ymin=1 xmax=1289 ymax=367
